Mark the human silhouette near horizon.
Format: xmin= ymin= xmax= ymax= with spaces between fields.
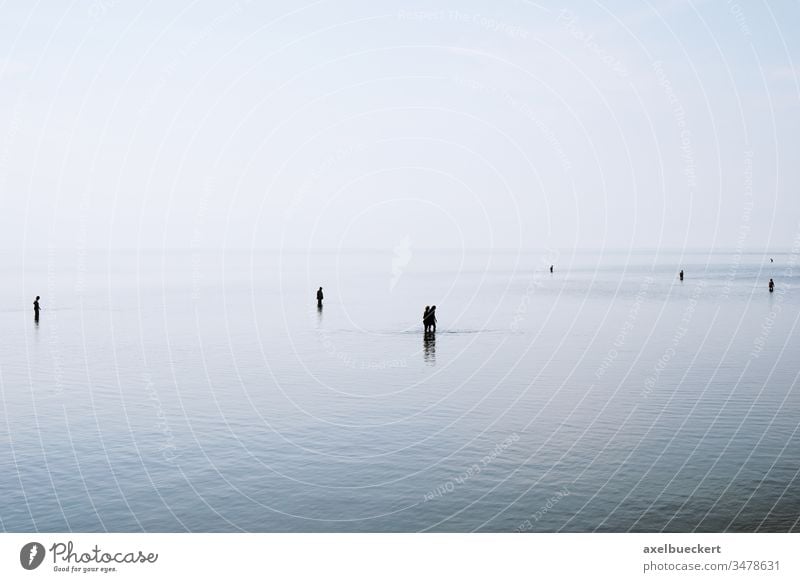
xmin=679 ymin=269 xmax=684 ymax=281
xmin=423 ymin=305 xmax=437 ymax=334
xmin=316 ymin=286 xmax=323 ymax=308
xmin=769 ymin=278 xmax=774 ymax=293
xmin=550 ymin=265 xmax=553 ymax=274
xmin=33 ymin=296 xmax=40 ymax=323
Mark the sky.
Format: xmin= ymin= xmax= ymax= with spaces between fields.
xmin=1 ymin=0 xmax=798 ymax=252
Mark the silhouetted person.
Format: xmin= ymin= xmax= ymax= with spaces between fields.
xmin=550 ymin=265 xmax=553 ymax=274
xmin=423 ymin=305 xmax=436 ymax=334
xmin=33 ymin=296 xmax=40 ymax=322
xmin=769 ymin=278 xmax=774 ymax=293
xmin=770 ymin=258 xmax=774 ymax=263
xmin=316 ymin=286 xmax=323 ymax=307
xmin=679 ymin=269 xmax=684 ymax=281
xmin=428 ymin=305 xmax=437 ymax=333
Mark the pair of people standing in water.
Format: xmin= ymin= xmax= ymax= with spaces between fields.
xmin=423 ymin=305 xmax=437 ymax=333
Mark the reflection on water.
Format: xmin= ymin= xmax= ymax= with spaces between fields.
xmin=423 ymin=332 xmax=436 ymax=365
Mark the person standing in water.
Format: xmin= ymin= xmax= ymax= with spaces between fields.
xmin=428 ymin=305 xmax=437 ymax=333
xmin=316 ymin=287 xmax=324 ymax=307
xmin=769 ymin=278 xmax=774 ymax=293
xmin=550 ymin=265 xmax=553 ymax=274
xmin=33 ymin=296 xmax=41 ymax=322
xmin=423 ymin=306 xmax=430 ymax=333
xmin=679 ymin=269 xmax=684 ymax=281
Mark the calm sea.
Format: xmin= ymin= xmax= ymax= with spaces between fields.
xmin=1 ymin=249 xmax=798 ymax=532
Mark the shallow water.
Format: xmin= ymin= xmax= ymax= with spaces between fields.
xmin=1 ymin=249 xmax=798 ymax=532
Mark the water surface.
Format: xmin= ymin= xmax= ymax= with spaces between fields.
xmin=1 ymin=249 xmax=798 ymax=532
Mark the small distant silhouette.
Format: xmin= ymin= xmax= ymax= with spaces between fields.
xmin=679 ymin=269 xmax=684 ymax=281
xmin=423 ymin=305 xmax=437 ymax=333
xmin=426 ymin=305 xmax=437 ymax=333
xmin=316 ymin=286 xmax=323 ymax=307
xmin=33 ymin=296 xmax=40 ymax=322
xmin=770 ymin=258 xmax=774 ymax=263
xmin=550 ymin=265 xmax=554 ymax=274
xmin=769 ymin=278 xmax=774 ymax=293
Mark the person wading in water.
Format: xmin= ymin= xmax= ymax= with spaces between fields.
xmin=425 ymin=305 xmax=437 ymax=333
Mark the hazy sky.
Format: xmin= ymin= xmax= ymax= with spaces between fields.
xmin=1 ymin=0 xmax=798 ymax=252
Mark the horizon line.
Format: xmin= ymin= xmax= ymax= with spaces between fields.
xmin=3 ymin=246 xmax=794 ymax=254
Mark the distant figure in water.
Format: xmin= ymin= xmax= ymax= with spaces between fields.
xmin=426 ymin=305 xmax=437 ymax=333
xmin=771 ymin=258 xmax=774 ymax=263
xmin=769 ymin=278 xmax=774 ymax=293
xmin=316 ymin=286 xmax=323 ymax=307
xmin=550 ymin=265 xmax=554 ymax=274
xmin=423 ymin=305 xmax=437 ymax=333
xmin=679 ymin=269 xmax=684 ymax=281
xmin=33 ymin=296 xmax=41 ymax=322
